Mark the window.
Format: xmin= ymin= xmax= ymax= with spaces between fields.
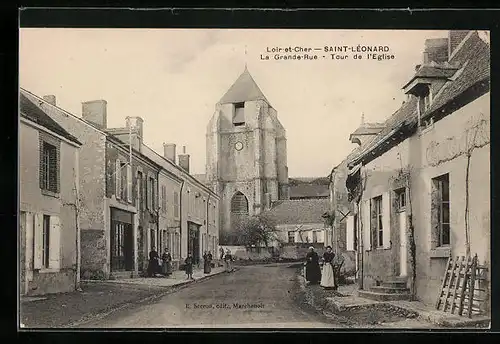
xmin=42 ymin=215 xmax=50 ymax=268
xmin=312 ymin=231 xmax=317 ymax=243
xmin=174 ymin=191 xmax=179 ymax=218
xmin=161 ymin=185 xmax=167 ymax=213
xmin=148 ymin=177 xmax=155 ymax=210
xmin=233 ymin=102 xmax=245 ymax=126
xmin=395 ymin=188 xmax=407 ymax=211
xmin=137 ymin=171 xmax=143 ymax=211
xmin=231 ymin=192 xmax=249 ymax=215
xmin=288 ymin=231 xmax=295 ymax=244
xmin=119 ymin=161 xmax=127 ymax=200
xmin=353 ymin=214 xmax=358 ymax=250
xmin=372 ymin=196 xmax=383 ymax=248
xmin=432 ymin=174 xmax=450 ymax=247
xmin=40 ymin=141 xmax=58 ymax=193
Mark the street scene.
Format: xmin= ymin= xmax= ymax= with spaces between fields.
xmin=19 ymin=28 xmax=490 ymax=329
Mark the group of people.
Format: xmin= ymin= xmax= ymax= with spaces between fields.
xmin=304 ymin=245 xmax=338 ymax=290
xmin=219 ymin=247 xmax=234 ymax=273
xmin=146 ymin=247 xmax=215 ymax=279
xmin=147 ymin=247 xmax=173 ymax=278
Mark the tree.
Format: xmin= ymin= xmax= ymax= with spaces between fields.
xmin=235 ymin=214 xmax=282 ymax=248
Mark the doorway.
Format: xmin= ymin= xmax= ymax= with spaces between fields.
xmin=188 ymin=222 xmax=200 ymax=265
xmin=110 ymin=208 xmax=134 ymax=272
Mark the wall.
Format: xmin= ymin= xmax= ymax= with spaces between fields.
xmin=22 ymin=93 xmax=109 ymax=279
xmin=358 ymin=139 xmax=411 ymax=288
xmin=411 ymin=92 xmax=490 ymax=305
xmin=19 ymin=121 xmax=79 ymax=295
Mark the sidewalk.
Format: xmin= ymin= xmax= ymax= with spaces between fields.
xmin=20 ymin=267 xmax=227 ymax=328
xmin=83 ymin=266 xmax=226 ymax=288
xmin=323 ymin=279 xmax=490 ymax=328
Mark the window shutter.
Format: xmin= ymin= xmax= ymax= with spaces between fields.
xmin=49 ymin=216 xmax=61 ymax=269
xmin=346 ymin=215 xmax=355 ymax=251
xmin=115 ymin=159 xmax=121 ymax=199
xmin=147 ymin=178 xmax=151 ymax=210
xmin=33 ymin=213 xmax=43 ymax=269
xmin=382 ymin=192 xmax=391 ymax=249
xmin=362 ymin=200 xmax=372 ymax=250
xmin=126 ymin=165 xmax=132 ymax=203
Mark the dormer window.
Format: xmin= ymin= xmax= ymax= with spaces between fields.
xmin=233 ymin=102 xmax=245 ymax=126
xmin=418 ymin=85 xmax=432 ymax=113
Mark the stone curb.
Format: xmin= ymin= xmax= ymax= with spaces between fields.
xmin=66 ymin=268 xmax=233 ymax=328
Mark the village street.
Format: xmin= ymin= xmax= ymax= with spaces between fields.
xmin=75 ymin=264 xmax=337 ymax=329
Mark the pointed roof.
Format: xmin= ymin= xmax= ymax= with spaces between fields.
xmin=219 ymin=67 xmax=270 ymax=105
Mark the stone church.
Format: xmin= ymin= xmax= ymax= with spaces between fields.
xmin=194 ymin=67 xmax=330 ymax=245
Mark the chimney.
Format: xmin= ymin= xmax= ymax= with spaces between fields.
xmin=423 ymin=38 xmax=449 ymax=64
xmin=82 ymin=100 xmax=107 ymax=129
xmin=448 ymin=30 xmax=470 ymax=57
xmin=126 ymin=116 xmax=144 ymax=140
xmin=178 ymin=146 xmax=190 ymax=173
xmin=43 ymin=95 xmax=56 ymax=106
xmin=163 ymin=143 xmax=176 ymax=163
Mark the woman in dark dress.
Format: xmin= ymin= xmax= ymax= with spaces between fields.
xmin=161 ymin=249 xmax=172 ymax=277
xmin=184 ymin=253 xmax=194 ymax=280
xmin=203 ymin=251 xmax=213 ymax=274
xmin=320 ymin=246 xmax=336 ymax=289
xmin=304 ymin=246 xmax=321 ymax=284
xmin=147 ymin=247 xmax=159 ymax=277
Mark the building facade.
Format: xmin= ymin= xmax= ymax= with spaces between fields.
xmin=345 ymin=30 xmax=490 ymax=308
xmin=19 ymin=93 xmax=82 ymax=295
xmin=21 ymin=89 xmax=220 ymax=279
xmin=205 ymin=67 xmax=289 ymax=244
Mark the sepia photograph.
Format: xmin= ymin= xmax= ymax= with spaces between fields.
xmin=18 ymin=25 xmax=491 ymax=329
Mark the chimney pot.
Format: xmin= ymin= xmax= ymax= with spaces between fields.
xmin=43 ymin=95 xmax=56 ymax=106
xmin=82 ymin=100 xmax=108 ymax=129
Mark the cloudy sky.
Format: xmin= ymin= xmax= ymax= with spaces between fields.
xmin=19 ymin=29 xmax=448 ymax=177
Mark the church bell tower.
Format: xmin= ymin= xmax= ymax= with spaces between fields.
xmin=206 ymin=67 xmax=289 ymax=244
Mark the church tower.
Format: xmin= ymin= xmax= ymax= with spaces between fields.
xmin=206 ymin=67 xmax=289 ymax=244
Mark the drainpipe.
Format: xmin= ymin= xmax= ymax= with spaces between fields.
xmin=75 ymin=149 xmax=81 ymax=290
xmin=179 ymin=180 xmax=185 ymax=259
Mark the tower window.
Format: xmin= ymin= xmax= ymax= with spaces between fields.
xmin=233 ymin=102 xmax=245 ymax=126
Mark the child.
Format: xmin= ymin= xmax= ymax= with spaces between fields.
xmin=185 ymin=253 xmax=194 ymax=280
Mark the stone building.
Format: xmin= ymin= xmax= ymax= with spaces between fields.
xmin=19 ymin=92 xmax=82 ymax=295
xmin=204 ymin=67 xmax=289 ymax=244
xmin=345 ymin=30 xmax=490 ymax=308
xmin=21 ymin=89 xmax=220 ymax=279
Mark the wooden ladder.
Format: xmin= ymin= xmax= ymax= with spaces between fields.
xmin=435 ymin=254 xmax=488 ymax=318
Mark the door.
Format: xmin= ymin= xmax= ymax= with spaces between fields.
xmin=188 ymin=222 xmax=200 ymax=265
xmin=399 ymin=211 xmax=408 ymax=277
xmin=111 ymin=221 xmax=134 ymax=271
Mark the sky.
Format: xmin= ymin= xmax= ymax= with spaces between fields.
xmin=19 ymin=29 xmax=449 ymax=177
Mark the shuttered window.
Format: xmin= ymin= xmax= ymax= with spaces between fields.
xmin=40 ymin=141 xmax=58 ymax=193
xmin=161 ymin=185 xmax=167 ymax=213
xmin=372 ymin=196 xmax=383 ymax=248
xmin=126 ymin=165 xmax=132 ymax=203
xmin=173 ymin=191 xmax=179 ymax=218
xmin=115 ymin=159 xmax=122 ymax=199
xmin=362 ymin=199 xmax=371 ymax=251
xmin=34 ymin=214 xmax=61 ymax=270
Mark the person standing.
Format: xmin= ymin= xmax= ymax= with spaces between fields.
xmin=320 ymin=246 xmax=336 ymax=290
xmin=184 ymin=253 xmax=194 ymax=280
xmin=224 ymin=249 xmax=233 ymax=273
xmin=219 ymin=247 xmax=225 ymax=266
xmin=147 ymin=247 xmax=159 ymax=277
xmin=304 ymin=246 xmax=321 ymax=285
xmin=161 ymin=248 xmax=173 ymax=277
xmin=203 ymin=251 xmax=213 ymax=274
